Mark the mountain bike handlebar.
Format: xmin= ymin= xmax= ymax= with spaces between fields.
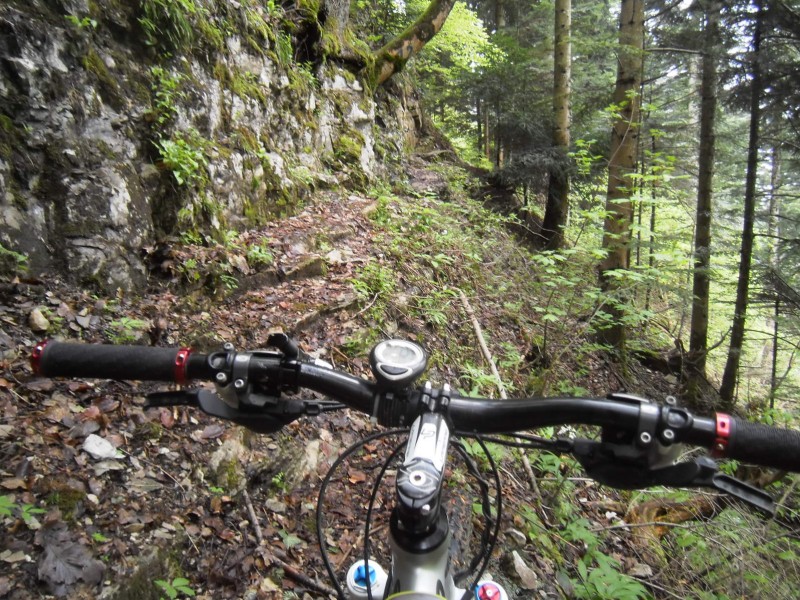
xmin=31 ymin=339 xmax=800 ymax=474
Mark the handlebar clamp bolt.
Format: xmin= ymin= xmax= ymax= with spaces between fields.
xmin=216 ymin=372 xmax=228 ymax=384
xmin=224 ymin=342 xmax=235 ymax=351
xmin=639 ymin=432 xmax=652 ymax=445
xmin=234 ymin=378 xmax=246 ymax=389
xmin=662 ymin=429 xmax=675 ymax=442
xmin=665 ymin=396 xmax=677 ymax=406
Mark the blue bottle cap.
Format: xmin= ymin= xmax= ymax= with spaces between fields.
xmin=354 ymin=563 xmax=377 ymax=587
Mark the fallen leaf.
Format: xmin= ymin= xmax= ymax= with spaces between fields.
xmin=1 ymin=550 xmax=30 ymax=563
xmin=92 ymin=460 xmax=124 ymax=477
xmin=126 ymin=477 xmax=163 ymax=494
xmin=27 ymin=379 xmax=55 ymax=392
xmin=36 ymin=522 xmax=105 ymax=596
xmin=200 ymin=423 xmax=225 ymax=439
xmin=160 ymin=408 xmax=175 ymax=428
xmin=347 ymin=468 xmax=367 ymax=484
xmin=82 ymin=435 xmax=120 ymax=460
xmin=75 ymin=315 xmax=92 ymax=329
xmin=1 ymin=478 xmax=28 ymax=491
xmin=79 ymin=406 xmax=101 ymax=422
xmin=28 ymin=308 xmax=50 ymax=333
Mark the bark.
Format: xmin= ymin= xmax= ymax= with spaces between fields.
xmin=495 ymin=0 xmax=506 ymax=30
xmin=597 ymin=0 xmax=645 ymax=352
xmin=685 ymin=0 xmax=720 ymax=399
xmin=364 ymin=0 xmax=457 ymax=88
xmin=323 ymin=0 xmax=350 ymax=39
xmin=541 ymin=0 xmax=572 ymax=250
xmin=719 ymin=0 xmax=764 ymax=407
xmin=766 ymin=145 xmax=782 ymax=407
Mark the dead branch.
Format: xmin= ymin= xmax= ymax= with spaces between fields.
xmin=458 ymin=289 xmax=545 ymax=518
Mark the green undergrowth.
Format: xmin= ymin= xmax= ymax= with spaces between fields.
xmin=345 ymin=163 xmax=800 ymax=599
xmin=347 ymin=166 xmax=617 ymax=397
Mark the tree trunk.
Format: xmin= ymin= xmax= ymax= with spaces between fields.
xmin=765 ymin=145 xmax=782 ymax=407
xmin=495 ymin=0 xmax=506 ymax=30
xmin=719 ymin=0 xmax=764 ymax=407
xmin=321 ymin=0 xmax=350 ymax=48
xmin=364 ymin=0 xmax=457 ymax=88
xmin=597 ymin=0 xmax=645 ymax=352
xmin=541 ymin=0 xmax=572 ymax=250
xmin=685 ymin=0 xmax=720 ymax=400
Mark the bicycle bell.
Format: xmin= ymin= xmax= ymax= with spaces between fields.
xmin=369 ymin=339 xmax=427 ymax=390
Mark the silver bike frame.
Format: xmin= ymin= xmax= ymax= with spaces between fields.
xmin=382 ymin=411 xmax=468 ymax=599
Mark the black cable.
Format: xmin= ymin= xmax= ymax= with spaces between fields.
xmin=450 ymin=439 xmax=493 ymax=582
xmin=364 ymin=440 xmax=406 ymax=600
xmin=473 ymin=432 xmax=568 ymax=452
xmin=316 ymin=428 xmax=408 ymax=600
xmin=464 ymin=435 xmax=503 ymax=599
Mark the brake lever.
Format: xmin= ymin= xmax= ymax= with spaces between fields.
xmin=677 ymin=456 xmax=776 ymax=516
xmin=145 ymin=390 xmax=343 ymax=434
xmin=572 ymin=439 xmax=775 ymax=516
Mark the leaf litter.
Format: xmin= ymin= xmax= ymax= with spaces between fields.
xmin=0 ymin=179 xmax=663 ymax=599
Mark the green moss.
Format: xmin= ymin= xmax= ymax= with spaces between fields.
xmin=213 ymin=458 xmax=243 ymax=491
xmin=81 ymin=48 xmax=123 ymax=109
xmin=333 ymin=130 xmax=364 ymax=164
xmin=296 ymin=0 xmax=321 ymax=17
xmin=0 ymin=114 xmax=20 ymax=162
xmin=230 ymin=69 xmax=268 ymax=106
xmin=46 ymin=488 xmax=86 ymax=520
xmin=235 ymin=127 xmax=260 ymax=153
xmin=112 ymin=548 xmax=187 ymax=600
xmin=140 ymin=421 xmax=163 ymax=441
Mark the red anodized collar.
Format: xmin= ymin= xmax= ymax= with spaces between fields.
xmin=174 ymin=348 xmax=191 ymax=385
xmin=30 ymin=340 xmax=48 ymax=375
xmin=712 ymin=412 xmax=732 ymax=457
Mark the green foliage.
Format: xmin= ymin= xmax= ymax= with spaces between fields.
xmin=246 ymin=241 xmax=274 ymax=267
xmin=351 ymin=261 xmax=396 ymax=302
xmin=65 ymin=14 xmax=98 ymax=29
xmin=572 ymin=553 xmax=650 ymax=600
xmin=140 ymin=0 xmax=202 ymax=52
xmin=92 ymin=531 xmax=111 ymax=543
xmin=148 ymin=66 xmax=185 ymax=128
xmin=108 ymin=317 xmax=150 ymax=343
xmin=0 ymin=243 xmax=28 ymax=274
xmin=154 ymin=577 xmax=195 ymax=599
xmin=274 ymin=31 xmax=293 ymax=65
xmin=278 ymin=528 xmax=303 ymax=549
xmin=155 ymin=135 xmax=208 ymax=187
xmin=0 ymin=495 xmax=45 ymax=527
xmin=271 ymin=471 xmax=288 ymax=493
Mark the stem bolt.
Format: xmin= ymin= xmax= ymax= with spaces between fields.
xmin=234 ymin=378 xmax=246 ymax=389
xmin=662 ymin=429 xmax=675 ymax=442
xmin=216 ymin=372 xmax=228 ymax=384
xmin=639 ymin=432 xmax=652 ymax=445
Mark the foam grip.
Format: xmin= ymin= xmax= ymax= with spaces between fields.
xmin=33 ymin=341 xmax=183 ymax=382
xmin=728 ymin=418 xmax=800 ymax=472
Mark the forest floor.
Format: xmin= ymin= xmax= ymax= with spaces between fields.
xmin=0 ymin=154 xmax=794 ymax=600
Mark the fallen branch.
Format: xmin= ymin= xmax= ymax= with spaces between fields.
xmin=262 ymin=547 xmax=339 ymax=597
xmin=242 ymin=489 xmax=264 ymax=545
xmin=457 ymin=289 xmax=544 ymax=516
xmin=243 ymin=489 xmax=337 ymax=595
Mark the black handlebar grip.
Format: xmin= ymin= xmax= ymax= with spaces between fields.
xmin=727 ymin=418 xmax=800 ymax=472
xmin=31 ymin=341 xmax=204 ymax=383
